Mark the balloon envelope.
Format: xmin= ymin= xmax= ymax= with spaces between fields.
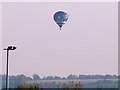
xmin=53 ymin=11 xmax=69 ymax=30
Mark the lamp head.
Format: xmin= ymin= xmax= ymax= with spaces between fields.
xmin=7 ymin=46 xmax=17 ymax=50
xmin=8 ymin=46 xmax=12 ymax=50
xmin=12 ymin=46 xmax=17 ymax=50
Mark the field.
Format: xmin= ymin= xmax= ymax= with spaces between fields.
xmin=26 ymin=79 xmax=118 ymax=84
xmin=25 ymin=79 xmax=119 ymax=88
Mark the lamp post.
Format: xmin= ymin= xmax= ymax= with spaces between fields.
xmin=4 ymin=46 xmax=16 ymax=90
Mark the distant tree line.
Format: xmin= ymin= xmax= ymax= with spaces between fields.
xmin=32 ymin=74 xmax=118 ymax=80
xmin=1 ymin=74 xmax=118 ymax=88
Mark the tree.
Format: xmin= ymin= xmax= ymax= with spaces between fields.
xmin=67 ymin=74 xmax=78 ymax=80
xmin=33 ymin=74 xmax=41 ymax=80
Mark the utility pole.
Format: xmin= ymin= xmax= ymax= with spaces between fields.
xmin=4 ymin=46 xmax=16 ymax=90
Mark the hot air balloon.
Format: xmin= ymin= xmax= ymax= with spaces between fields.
xmin=53 ymin=11 xmax=69 ymax=30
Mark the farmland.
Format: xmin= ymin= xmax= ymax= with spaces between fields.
xmin=1 ymin=74 xmax=119 ymax=88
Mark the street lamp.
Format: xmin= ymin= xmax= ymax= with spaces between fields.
xmin=3 ymin=46 xmax=16 ymax=90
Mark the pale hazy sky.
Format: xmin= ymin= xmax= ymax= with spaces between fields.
xmin=2 ymin=2 xmax=118 ymax=77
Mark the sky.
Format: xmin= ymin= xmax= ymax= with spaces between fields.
xmin=0 ymin=0 xmax=119 ymax=2
xmin=2 ymin=2 xmax=118 ymax=77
